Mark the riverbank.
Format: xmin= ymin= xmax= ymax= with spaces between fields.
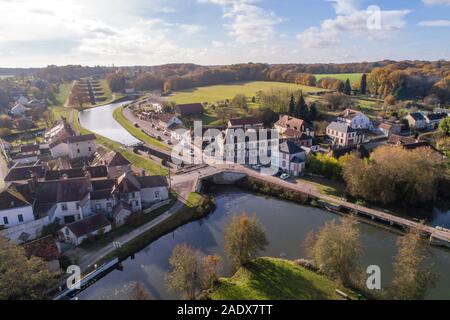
xmin=82 ymin=192 xmax=215 ymax=274
xmin=112 ymin=105 xmax=171 ymax=151
xmin=73 ymin=105 xmax=168 ymax=176
xmin=209 ymin=257 xmax=357 ymax=300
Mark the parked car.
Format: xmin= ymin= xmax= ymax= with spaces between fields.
xmin=134 ymin=123 xmax=140 ymax=128
xmin=280 ymin=173 xmax=290 ymax=180
xmin=166 ymin=140 xmax=173 ymax=145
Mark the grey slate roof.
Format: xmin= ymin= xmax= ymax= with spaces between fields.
xmin=327 ymin=122 xmax=357 ymax=133
xmin=279 ymin=141 xmax=303 ymax=154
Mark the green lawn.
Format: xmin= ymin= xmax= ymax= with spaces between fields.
xmin=51 ymin=82 xmax=73 ymax=120
xmin=71 ymin=109 xmax=168 ymax=176
xmin=170 ymin=81 xmax=325 ymax=105
xmin=211 ymin=257 xmax=355 ymax=300
xmin=112 ymin=106 xmax=171 ymax=151
xmin=314 ymin=73 xmax=363 ymax=85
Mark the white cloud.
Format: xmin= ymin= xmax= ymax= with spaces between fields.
xmin=418 ymin=20 xmax=450 ymax=26
xmin=198 ymin=0 xmax=282 ymax=43
xmin=0 ymin=0 xmax=200 ymax=66
xmin=297 ymin=1 xmax=410 ymax=49
xmin=422 ymin=0 xmax=450 ymax=6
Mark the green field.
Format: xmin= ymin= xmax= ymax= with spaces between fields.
xmin=314 ymin=73 xmax=363 ymax=85
xmin=170 ymin=81 xmax=324 ymax=105
xmin=211 ymin=257 xmax=356 ymax=300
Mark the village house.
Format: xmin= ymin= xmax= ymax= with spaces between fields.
xmin=58 ymin=214 xmax=112 ymax=246
xmin=4 ymin=164 xmax=47 ymax=184
xmin=406 ymin=112 xmax=428 ymax=130
xmin=66 ymin=134 xmax=97 ymax=159
xmin=327 ymin=122 xmax=365 ymax=148
xmin=49 ymin=134 xmax=97 ymax=160
xmin=278 ymin=141 xmax=307 ymax=177
xmin=106 ymin=152 xmax=132 ymax=178
xmin=228 ymin=117 xmax=264 ymax=131
xmin=425 ymin=113 xmax=448 ymax=128
xmin=1 ymin=165 xmax=169 ymax=242
xmin=155 ymin=113 xmax=182 ymax=131
xmin=387 ymin=134 xmax=429 ymax=150
xmin=0 ymin=186 xmax=35 ymax=228
xmin=175 ymin=103 xmax=204 ymax=117
xmin=112 ymin=201 xmax=133 ymax=227
xmin=275 ymin=115 xmax=314 ymax=137
xmin=379 ymin=121 xmax=403 ymax=137
xmin=11 ymin=103 xmax=27 ymax=117
xmin=222 ymin=128 xmax=278 ymax=163
xmin=170 ymin=124 xmax=191 ymax=142
xmin=16 ymin=95 xmax=29 ymax=105
xmin=337 ymin=109 xmax=371 ymax=130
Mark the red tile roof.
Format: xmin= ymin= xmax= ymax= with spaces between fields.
xmin=176 ymin=103 xmax=204 ymax=116
xmin=23 ymin=236 xmax=60 ymax=261
xmin=66 ymin=214 xmax=111 ymax=238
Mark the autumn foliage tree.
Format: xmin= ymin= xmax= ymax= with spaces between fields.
xmin=166 ymin=244 xmax=222 ymax=300
xmin=389 ymin=227 xmax=437 ymax=300
xmin=0 ymin=235 xmax=57 ymax=299
xmin=224 ymin=213 xmax=268 ymax=267
xmin=305 ymin=217 xmax=361 ymax=286
xmin=342 ymin=146 xmax=445 ymax=206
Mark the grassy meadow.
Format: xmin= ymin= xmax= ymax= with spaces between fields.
xmin=314 ymin=73 xmax=363 ymax=85
xmin=211 ymin=258 xmax=356 ymax=300
xmin=170 ymin=81 xmax=324 ymax=105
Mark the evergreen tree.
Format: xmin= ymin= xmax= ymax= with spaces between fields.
xmin=344 ymin=79 xmax=352 ymax=95
xmin=308 ymin=102 xmax=318 ymax=121
xmin=335 ymin=80 xmax=345 ymax=93
xmin=288 ymin=94 xmax=295 ymax=116
xmin=296 ymin=93 xmax=308 ymax=119
xmin=360 ymin=73 xmax=367 ymax=95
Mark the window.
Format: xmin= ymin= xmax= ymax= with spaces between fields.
xmin=77 ymin=149 xmax=80 ymax=154
xmin=95 ymin=204 xmax=101 ymax=211
xmin=18 ymin=214 xmax=24 ymax=223
xmin=65 ymin=228 xmax=70 ymax=236
xmin=155 ymin=191 xmax=160 ymax=199
xmin=61 ymin=203 xmax=68 ymax=211
xmin=106 ymin=203 xmax=112 ymax=209
xmin=3 ymin=217 xmax=8 ymax=225
xmin=88 ymin=147 xmax=92 ymax=152
xmin=76 ymin=203 xmax=80 ymax=210
xmin=131 ymin=192 xmax=135 ymax=199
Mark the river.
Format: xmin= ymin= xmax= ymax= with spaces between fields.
xmin=78 ymin=101 xmax=140 ymax=146
xmin=78 ymin=187 xmax=450 ymax=300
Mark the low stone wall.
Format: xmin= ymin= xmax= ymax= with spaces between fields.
xmin=1 ymin=216 xmax=50 ymax=243
xmin=142 ymin=199 xmax=172 ymax=215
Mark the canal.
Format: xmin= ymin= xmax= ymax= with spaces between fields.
xmin=78 ymin=187 xmax=450 ymax=300
xmin=78 ymin=101 xmax=140 ymax=146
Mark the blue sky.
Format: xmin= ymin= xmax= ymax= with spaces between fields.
xmin=0 ymin=0 xmax=449 ymax=67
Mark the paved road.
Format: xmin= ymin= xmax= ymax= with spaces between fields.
xmin=189 ymin=163 xmax=450 ymax=244
xmin=123 ymin=106 xmax=176 ymax=148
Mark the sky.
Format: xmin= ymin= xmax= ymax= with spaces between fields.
xmin=0 ymin=0 xmax=449 ymax=67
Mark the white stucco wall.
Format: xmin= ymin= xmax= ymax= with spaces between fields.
xmin=0 ymin=206 xmax=34 ymax=228
xmin=68 ymin=140 xmax=97 ymax=159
